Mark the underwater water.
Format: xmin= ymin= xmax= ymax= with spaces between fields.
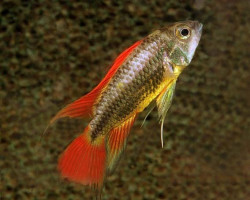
xmin=1 ymin=0 xmax=249 ymax=199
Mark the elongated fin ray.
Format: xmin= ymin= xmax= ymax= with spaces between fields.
xmin=141 ymin=102 xmax=156 ymax=127
xmin=106 ymin=115 xmax=137 ymax=174
xmin=50 ymin=40 xmax=142 ymax=124
xmin=156 ymin=81 xmax=176 ymax=148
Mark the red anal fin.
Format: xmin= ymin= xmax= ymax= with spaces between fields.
xmin=107 ymin=115 xmax=137 ymax=174
xmin=50 ymin=40 xmax=142 ymax=124
xmin=58 ymin=125 xmax=106 ymax=188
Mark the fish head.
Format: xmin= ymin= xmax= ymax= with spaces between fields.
xmin=160 ymin=20 xmax=203 ymax=67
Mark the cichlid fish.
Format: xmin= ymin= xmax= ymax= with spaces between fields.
xmin=50 ymin=20 xmax=202 ymax=189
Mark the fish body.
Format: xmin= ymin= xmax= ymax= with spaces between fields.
xmin=51 ymin=21 xmax=202 ymax=188
xmin=92 ymin=37 xmax=173 ymax=138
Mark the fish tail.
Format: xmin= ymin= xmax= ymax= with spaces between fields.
xmin=58 ymin=114 xmax=137 ymax=188
xmin=58 ymin=125 xmax=106 ymax=188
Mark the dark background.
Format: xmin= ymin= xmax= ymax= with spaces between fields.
xmin=1 ymin=0 xmax=249 ymax=199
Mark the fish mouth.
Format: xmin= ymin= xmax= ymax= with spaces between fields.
xmin=198 ymin=23 xmax=203 ymax=34
xmin=193 ymin=21 xmax=203 ymax=39
xmin=192 ymin=21 xmax=203 ymax=34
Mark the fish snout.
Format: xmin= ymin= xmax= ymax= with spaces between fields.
xmin=197 ymin=22 xmax=203 ymax=34
xmin=191 ymin=21 xmax=203 ymax=38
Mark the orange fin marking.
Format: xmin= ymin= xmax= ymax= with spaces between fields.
xmin=50 ymin=40 xmax=142 ymax=124
xmin=107 ymin=115 xmax=137 ymax=174
xmin=58 ymin=126 xmax=106 ymax=188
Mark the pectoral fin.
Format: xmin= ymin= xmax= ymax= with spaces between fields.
xmin=156 ymin=81 xmax=176 ymax=148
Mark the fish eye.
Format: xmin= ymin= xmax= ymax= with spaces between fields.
xmin=176 ymin=26 xmax=191 ymax=39
xmin=181 ymin=29 xmax=189 ymax=36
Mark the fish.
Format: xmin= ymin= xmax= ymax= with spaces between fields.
xmin=50 ymin=20 xmax=202 ymax=190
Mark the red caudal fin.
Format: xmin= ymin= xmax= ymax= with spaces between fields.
xmin=58 ymin=125 xmax=106 ymax=188
xmin=50 ymin=40 xmax=142 ymax=124
xmin=58 ymin=115 xmax=137 ymax=188
xmin=106 ymin=115 xmax=137 ymax=174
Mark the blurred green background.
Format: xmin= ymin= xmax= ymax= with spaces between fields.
xmin=1 ymin=0 xmax=249 ymax=199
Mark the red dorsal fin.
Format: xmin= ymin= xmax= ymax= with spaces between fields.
xmin=50 ymin=40 xmax=142 ymax=124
